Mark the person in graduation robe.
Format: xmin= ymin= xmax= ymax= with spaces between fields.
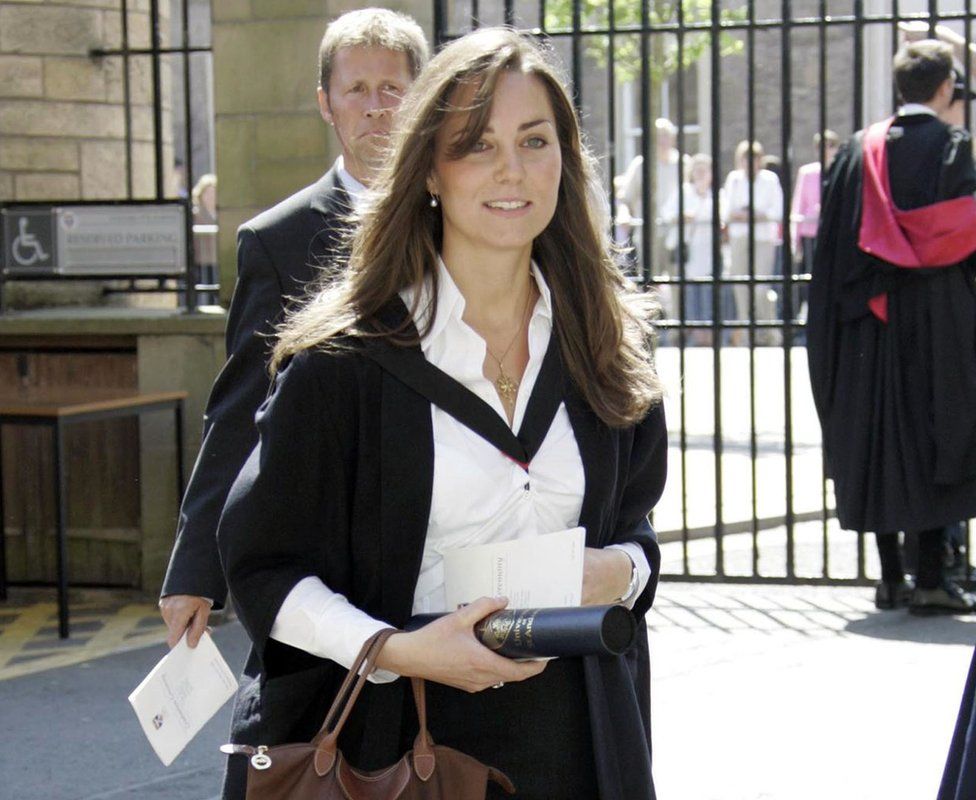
xmin=216 ymin=28 xmax=668 ymax=800
xmin=807 ymin=39 xmax=976 ymax=615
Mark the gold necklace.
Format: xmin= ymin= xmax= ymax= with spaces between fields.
xmin=485 ymin=286 xmax=534 ymax=406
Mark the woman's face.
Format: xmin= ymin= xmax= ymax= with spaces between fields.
xmin=428 ymin=71 xmax=562 ymax=259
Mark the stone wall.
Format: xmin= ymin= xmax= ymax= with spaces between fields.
xmin=212 ymin=0 xmax=432 ymax=304
xmin=0 ymin=0 xmax=173 ymax=204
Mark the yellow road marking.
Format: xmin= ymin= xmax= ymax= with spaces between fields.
xmin=0 ymin=602 xmax=167 ymax=681
xmin=0 ymin=603 xmax=58 ymax=670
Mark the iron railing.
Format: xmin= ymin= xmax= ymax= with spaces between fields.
xmin=434 ymin=0 xmax=976 ymax=585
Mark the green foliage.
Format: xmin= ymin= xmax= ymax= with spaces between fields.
xmin=542 ymin=0 xmax=746 ymax=84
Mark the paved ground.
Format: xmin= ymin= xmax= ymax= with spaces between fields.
xmin=1 ymin=345 xmax=968 ymax=798
xmin=2 ymin=565 xmax=974 ymax=800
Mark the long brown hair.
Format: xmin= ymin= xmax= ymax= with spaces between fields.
xmin=274 ymin=27 xmax=663 ymax=427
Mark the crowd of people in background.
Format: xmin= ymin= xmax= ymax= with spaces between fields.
xmin=612 ymin=120 xmax=841 ymax=347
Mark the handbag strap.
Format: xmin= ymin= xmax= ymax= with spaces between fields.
xmin=311 ymin=629 xmax=436 ymax=780
xmin=314 ymin=629 xmax=395 ymax=743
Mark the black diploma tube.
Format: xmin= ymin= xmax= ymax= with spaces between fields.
xmin=405 ymin=605 xmax=637 ymax=659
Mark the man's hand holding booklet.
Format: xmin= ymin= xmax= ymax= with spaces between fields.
xmin=128 ymin=630 xmax=238 ymax=766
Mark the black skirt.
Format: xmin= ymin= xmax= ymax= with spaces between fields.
xmin=416 ymin=657 xmax=598 ymax=800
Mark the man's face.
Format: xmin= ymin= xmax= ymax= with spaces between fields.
xmin=318 ymin=45 xmax=413 ymax=185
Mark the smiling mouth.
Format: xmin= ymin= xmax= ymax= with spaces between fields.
xmin=485 ymin=200 xmax=530 ymax=210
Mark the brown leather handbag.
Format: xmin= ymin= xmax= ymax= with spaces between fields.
xmin=223 ymin=629 xmax=516 ymax=800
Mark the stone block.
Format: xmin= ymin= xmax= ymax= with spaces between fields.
xmin=104 ymin=56 xmax=153 ymax=105
xmin=212 ymin=0 xmax=251 ymax=21
xmin=252 ymin=155 xmax=323 ymax=206
xmin=131 ymin=141 xmax=157 ymax=198
xmin=215 ymin=115 xmax=253 ymax=204
xmin=213 ymin=20 xmax=322 ymax=114
xmin=0 ymin=5 xmax=103 ymax=56
xmin=0 ymin=138 xmax=79 ymax=171
xmin=81 ymin=140 xmax=127 ymax=198
xmin=104 ymin=7 xmax=152 ymax=50
xmin=0 ymin=171 xmax=13 ymax=202
xmin=15 ymin=172 xmax=81 ymax=201
xmin=250 ymin=0 xmax=329 ymax=18
xmin=130 ymin=104 xmax=155 ymax=141
xmin=0 ymin=100 xmax=125 ymax=138
xmin=0 ymin=56 xmax=43 ymax=98
xmin=44 ymin=57 xmax=109 ymax=101
xmin=56 ymin=0 xmax=123 ymax=8
xmin=216 ymin=205 xmax=253 ymax=305
xmin=254 ymin=113 xmax=327 ymax=162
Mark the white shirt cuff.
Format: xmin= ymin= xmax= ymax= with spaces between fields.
xmin=269 ymin=576 xmax=399 ymax=683
xmin=606 ymin=542 xmax=652 ymax=609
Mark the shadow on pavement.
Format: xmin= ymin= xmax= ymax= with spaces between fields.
xmin=845 ymin=612 xmax=976 ymax=645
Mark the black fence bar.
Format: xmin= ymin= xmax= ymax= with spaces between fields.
xmin=675 ymin=0 xmax=690 ymax=575
xmin=746 ymin=0 xmax=759 ymax=579
xmin=150 ymin=0 xmax=164 ymax=200
xmin=121 ymin=0 xmax=133 ymax=199
xmin=818 ymin=0 xmax=830 ymax=580
xmin=639 ymin=1 xmax=652 ymax=288
xmin=780 ymin=2 xmax=796 ymax=580
xmin=86 ymin=2 xmax=214 ymax=307
xmin=182 ymin=0 xmax=194 ymax=195
xmin=433 ymin=0 xmax=976 ymax=587
xmin=709 ymin=0 xmax=726 ymax=579
xmin=853 ymin=0 xmax=867 ymax=582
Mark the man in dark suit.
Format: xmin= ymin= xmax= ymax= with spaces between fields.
xmin=159 ymin=9 xmax=429 ymax=646
xmin=808 ymin=39 xmax=976 ymax=615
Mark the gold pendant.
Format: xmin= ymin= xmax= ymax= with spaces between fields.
xmin=495 ymin=369 xmax=518 ymax=404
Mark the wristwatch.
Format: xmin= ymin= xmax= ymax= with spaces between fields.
xmin=614 ymin=556 xmax=640 ymax=605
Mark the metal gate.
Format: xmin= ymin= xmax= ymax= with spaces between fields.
xmin=433 ymin=0 xmax=976 ymax=585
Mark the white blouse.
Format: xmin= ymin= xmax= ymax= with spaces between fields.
xmin=268 ymin=259 xmax=651 ymax=679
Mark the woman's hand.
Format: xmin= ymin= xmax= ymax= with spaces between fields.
xmin=582 ymin=547 xmax=633 ymax=606
xmin=374 ymin=596 xmax=548 ymax=693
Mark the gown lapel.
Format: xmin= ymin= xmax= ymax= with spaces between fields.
xmin=365 ymin=297 xmax=565 ymax=469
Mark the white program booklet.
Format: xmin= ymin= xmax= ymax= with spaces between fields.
xmin=128 ymin=631 xmax=238 ymax=766
xmin=443 ymin=526 xmax=585 ymax=610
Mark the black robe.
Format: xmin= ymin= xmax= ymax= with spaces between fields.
xmin=940 ymin=646 xmax=976 ymax=800
xmin=216 ymin=303 xmax=668 ymax=800
xmin=807 ymin=113 xmax=976 ymax=534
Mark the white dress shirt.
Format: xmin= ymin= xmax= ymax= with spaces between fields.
xmin=269 ymin=259 xmax=651 ymax=680
xmin=334 ymin=155 xmax=367 ymax=205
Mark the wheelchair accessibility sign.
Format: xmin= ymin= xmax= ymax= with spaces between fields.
xmin=1 ymin=203 xmax=187 ymax=277
xmin=1 ymin=208 xmax=56 ymax=274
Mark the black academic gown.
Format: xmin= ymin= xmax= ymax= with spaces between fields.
xmin=939 ymin=646 xmax=976 ymax=800
xmin=807 ymin=114 xmax=976 ymax=534
xmin=161 ymin=167 xmax=351 ymax=605
xmin=216 ymin=303 xmax=668 ymax=800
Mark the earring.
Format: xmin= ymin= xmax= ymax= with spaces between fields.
xmin=429 ymin=194 xmax=439 ymax=208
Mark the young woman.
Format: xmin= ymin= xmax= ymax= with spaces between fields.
xmin=217 ymin=28 xmax=667 ymax=800
xmin=661 ymin=153 xmax=723 ymax=345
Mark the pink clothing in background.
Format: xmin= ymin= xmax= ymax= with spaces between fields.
xmin=791 ymin=161 xmax=822 ymax=250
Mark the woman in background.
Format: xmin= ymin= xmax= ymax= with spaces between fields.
xmin=662 ymin=153 xmax=723 ymax=345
